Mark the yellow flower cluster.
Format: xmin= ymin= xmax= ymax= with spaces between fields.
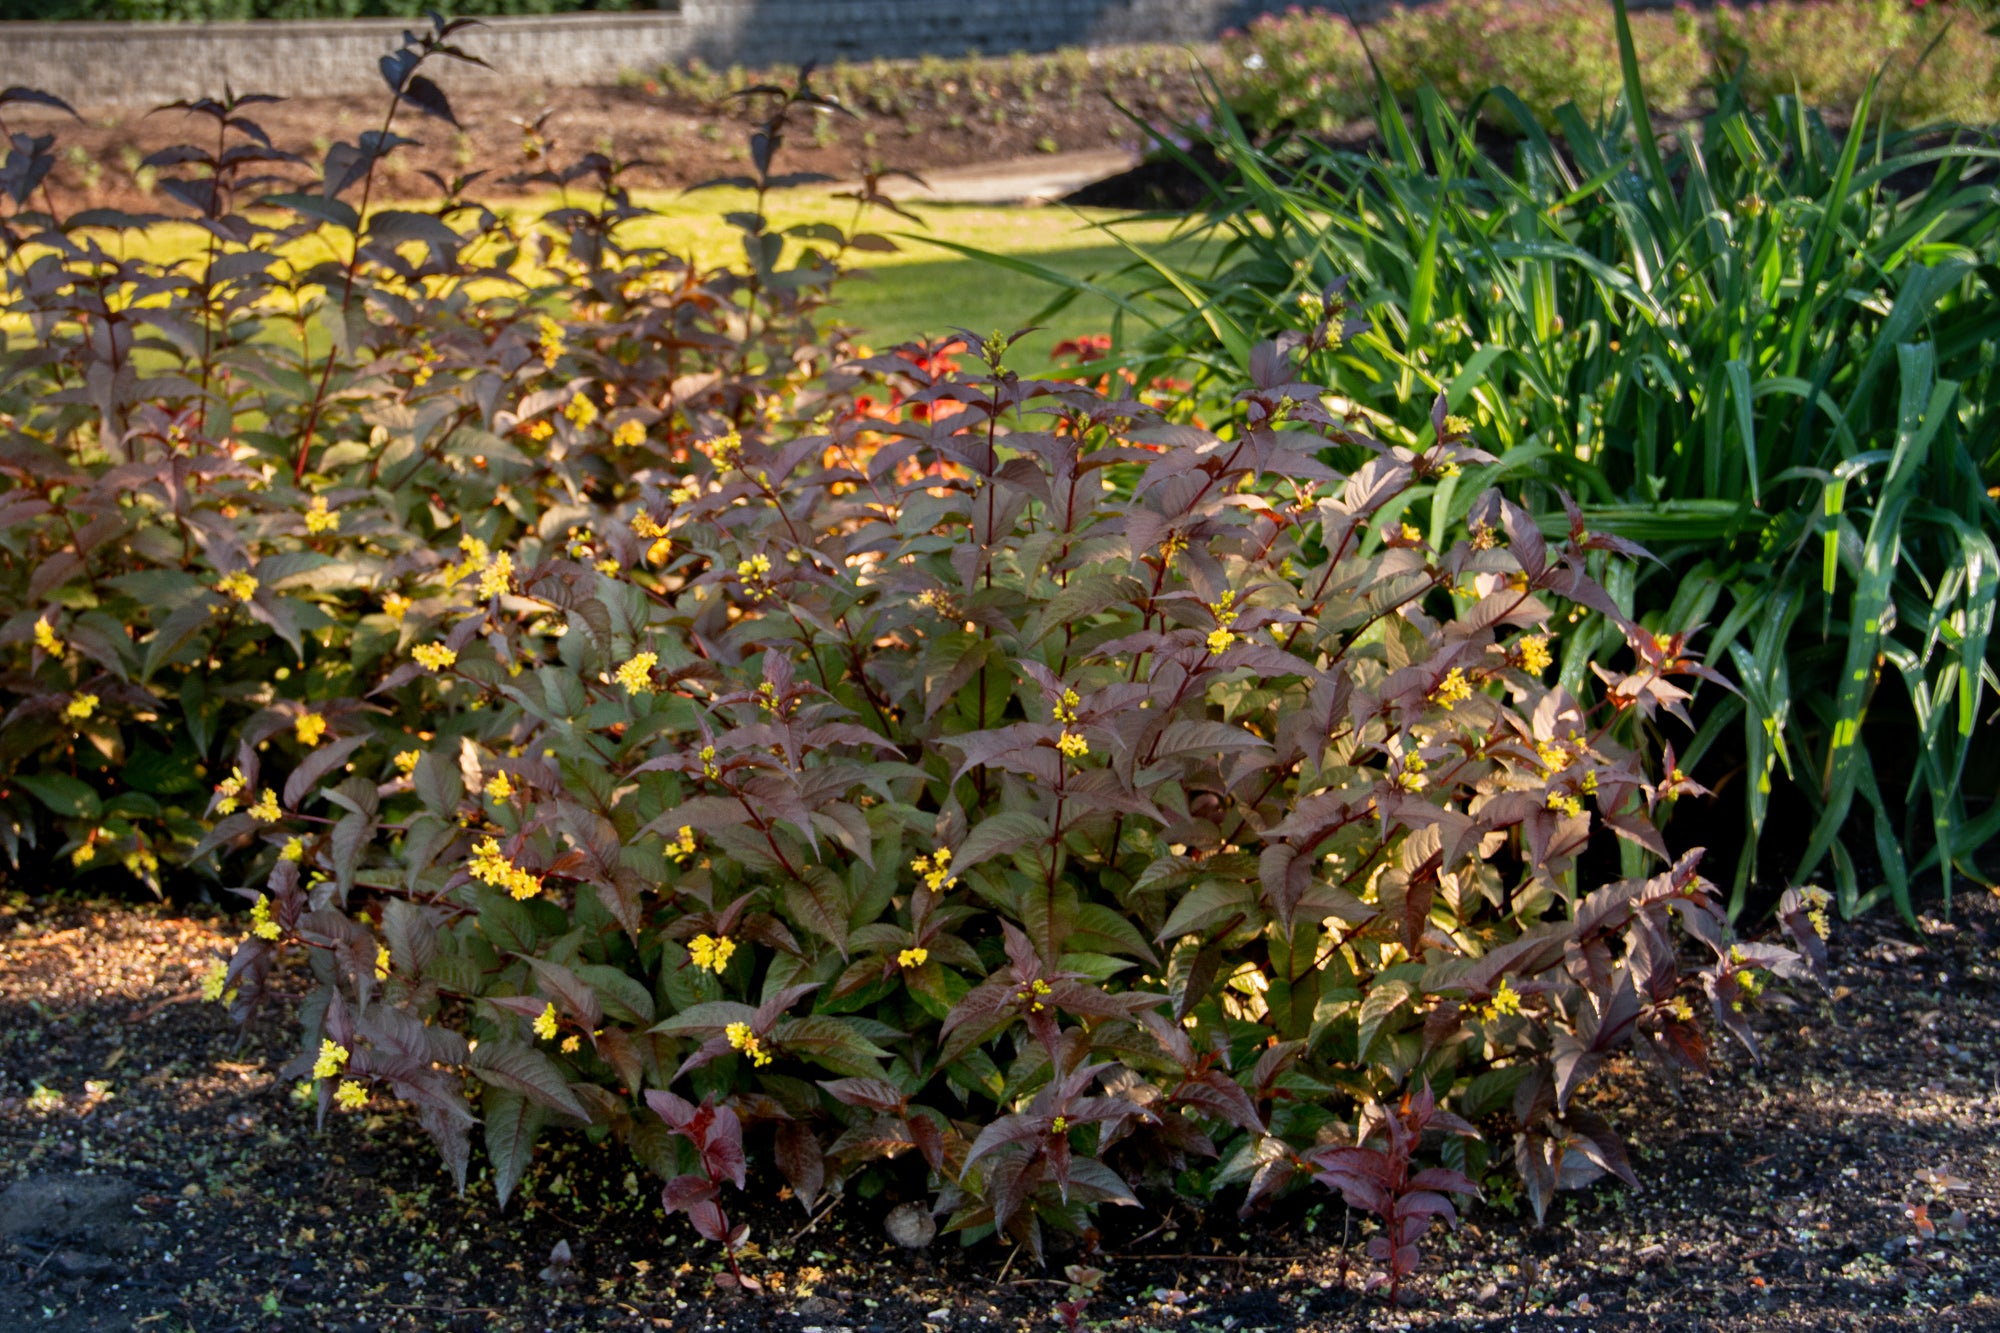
xmin=312 ymin=1039 xmax=349 ymax=1081
xmin=1017 ymin=977 xmax=1053 ymax=1013
xmin=708 ymin=430 xmax=743 ymax=469
xmin=215 ymin=766 xmax=246 ymax=814
xmin=1049 ymin=1115 xmax=1068 ymax=1135
xmin=296 ymin=712 xmax=327 ymax=747
xmin=123 ymin=847 xmax=158 ymax=879
xmin=563 ymin=391 xmax=599 ymax=429
xmin=65 ymin=693 xmax=98 ymax=722
xmin=1058 ymin=731 xmax=1090 ymax=759
xmin=525 ymin=419 xmax=554 ymax=442
xmin=484 ymin=772 xmax=514 ymax=801
xmin=615 ymin=652 xmax=658 ymax=694
xmin=897 ymin=947 xmax=929 ymax=969
xmin=477 ymin=550 xmax=514 ymax=600
xmin=34 ymin=619 xmax=62 ymax=654
xmin=304 ymin=496 xmax=339 ymax=535
xmin=201 ymin=958 xmax=229 ymax=1002
xmin=248 ymin=789 xmax=281 ymax=823
xmin=413 ymin=644 xmax=457 ymax=672
xmin=910 ymin=847 xmax=956 ymax=892
xmin=469 ymin=837 xmax=542 ymax=900
xmin=216 ymin=571 xmax=259 ymax=603
xmin=280 ymin=837 xmax=303 ymax=862
xmin=667 ymin=478 xmax=699 ymax=506
xmin=688 ymin=933 xmax=735 ymax=973
xmin=666 ymin=825 xmax=697 ymax=864
xmin=1399 ymin=522 xmax=1423 ymax=543
xmin=393 ymin=749 xmax=420 ymax=775
xmin=533 ymin=1002 xmax=559 ymax=1042
xmin=1536 ymin=739 xmax=1571 ymax=774
xmin=1395 ymin=751 xmax=1429 ymax=792
xmin=1158 ymin=532 xmax=1188 ymax=565
xmin=736 ymin=552 xmax=773 ymax=599
xmin=1481 ymin=977 xmax=1523 ymax=1021
xmin=334 ymin=1080 xmax=369 ymax=1111
xmin=382 ymin=592 xmax=411 ymax=622
xmin=698 ymin=744 xmax=719 ymax=778
xmin=630 ymin=512 xmax=673 ymax=565
xmin=1517 ymin=634 xmax=1553 ymax=674
xmin=1666 ymin=995 xmax=1695 ymax=1022
xmin=612 ymin=419 xmax=646 ymax=448
xmin=1052 ymin=688 xmax=1081 ymax=725
xmin=1431 ymin=667 xmax=1472 ymax=711
xmin=1546 ymin=791 xmax=1584 ymax=818
xmin=374 ymin=944 xmax=391 ymax=980
xmin=537 ymin=316 xmax=564 ymax=369
xmin=1207 ymin=590 xmax=1239 ymax=657
xmin=724 ymin=1021 xmax=770 ymax=1066
xmin=1801 ymin=885 xmax=1832 ymax=940
xmin=1443 ymin=413 xmax=1474 ymax=436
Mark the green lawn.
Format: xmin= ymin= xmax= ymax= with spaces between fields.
xmin=67 ymin=186 xmax=1190 ymax=375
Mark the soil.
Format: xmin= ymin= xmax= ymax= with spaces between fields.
xmin=2 ymin=887 xmax=1996 ymax=1333
xmin=17 ymin=71 xmax=1203 ymax=217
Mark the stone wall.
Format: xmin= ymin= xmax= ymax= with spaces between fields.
xmin=0 ymin=2 xmax=1306 ymax=109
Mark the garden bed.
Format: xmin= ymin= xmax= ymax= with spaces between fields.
xmin=3 ymin=891 xmax=1995 ymax=1332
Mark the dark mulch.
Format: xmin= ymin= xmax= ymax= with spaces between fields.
xmin=2 ymin=887 xmax=1996 ymax=1333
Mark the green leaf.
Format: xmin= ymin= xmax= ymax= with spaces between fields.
xmin=14 ymin=773 xmax=101 ymax=821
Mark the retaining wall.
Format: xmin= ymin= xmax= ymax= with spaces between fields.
xmin=3 ymin=2 xmax=1301 ymax=108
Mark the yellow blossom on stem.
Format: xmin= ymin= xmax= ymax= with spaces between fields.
xmin=469 ymin=837 xmax=541 ymax=900
xmin=65 ymin=693 xmax=98 ymax=722
xmin=477 ymin=550 xmax=514 ymax=599
xmin=666 ymin=825 xmax=697 ymax=863
xmin=910 ymin=848 xmax=956 ymax=892
xmin=1052 ymin=688 xmax=1080 ymax=725
xmin=1546 ymin=791 xmax=1583 ymax=818
xmin=334 ymin=1080 xmax=368 ymax=1111
xmin=532 ymin=1002 xmax=559 ymax=1042
xmin=304 ymin=496 xmax=339 ymax=535
xmin=563 ymin=392 xmax=599 ymax=429
xmin=1517 ymin=634 xmax=1552 ymax=675
xmin=631 ymin=511 xmax=669 ymax=539
xmin=561 ymin=1034 xmax=581 ymax=1054
xmin=34 ymin=619 xmax=62 ymax=655
xmin=295 ymin=712 xmax=328 ymax=747
xmin=1050 ymin=1116 xmax=1068 ymax=1135
xmin=1482 ymin=977 xmax=1524 ymax=1021
xmin=248 ymin=789 xmax=281 ymax=823
xmin=612 ymin=419 xmax=646 ymax=448
xmin=200 ymin=959 xmax=229 ymax=1003
xmin=1430 ymin=667 xmax=1472 ymax=711
xmin=708 ymin=430 xmax=743 ymax=469
xmin=1058 ymin=731 xmax=1089 ymax=759
xmin=1667 ymin=995 xmax=1695 ymax=1022
xmin=382 ymin=592 xmax=411 ymax=622
xmin=215 ymin=765 xmax=246 ymax=815
xmin=537 ymin=316 xmax=564 ymax=369
xmin=897 ymin=947 xmax=929 ymax=969
xmin=698 ymin=744 xmax=718 ymax=779
xmin=615 ymin=652 xmax=658 ymax=694
xmin=1206 ymin=628 xmax=1235 ymax=655
xmin=1536 ymin=739 xmax=1571 ymax=774
xmin=216 ymin=571 xmax=259 ymax=603
xmin=280 ymin=837 xmax=304 ymax=863
xmin=525 ymin=419 xmax=554 ymax=443
xmin=412 ymin=644 xmax=457 ymax=672
xmin=724 ymin=1021 xmax=770 ymax=1066
xmin=688 ymin=934 xmax=736 ymax=973
xmin=312 ymin=1039 xmax=349 ymax=1081
xmin=374 ymin=944 xmax=391 ymax=980
xmin=393 ymin=749 xmax=420 ymax=775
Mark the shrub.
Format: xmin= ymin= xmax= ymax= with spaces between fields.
xmin=1220 ymin=0 xmax=2000 ymax=129
xmin=0 ymin=20 xmax=1818 ymax=1296
xmin=225 ymin=300 xmax=1813 ymax=1277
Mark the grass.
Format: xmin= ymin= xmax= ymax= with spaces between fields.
xmin=63 ymin=187 xmax=1189 ymax=376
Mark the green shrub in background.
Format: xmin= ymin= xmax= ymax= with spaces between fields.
xmin=0 ymin=18 xmax=1820 ymax=1298
xmin=1223 ymin=0 xmax=2000 ymax=129
xmin=1002 ymin=1 xmax=1999 ymax=921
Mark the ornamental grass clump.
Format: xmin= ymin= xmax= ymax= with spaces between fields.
xmin=0 ymin=20 xmax=1818 ymax=1297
